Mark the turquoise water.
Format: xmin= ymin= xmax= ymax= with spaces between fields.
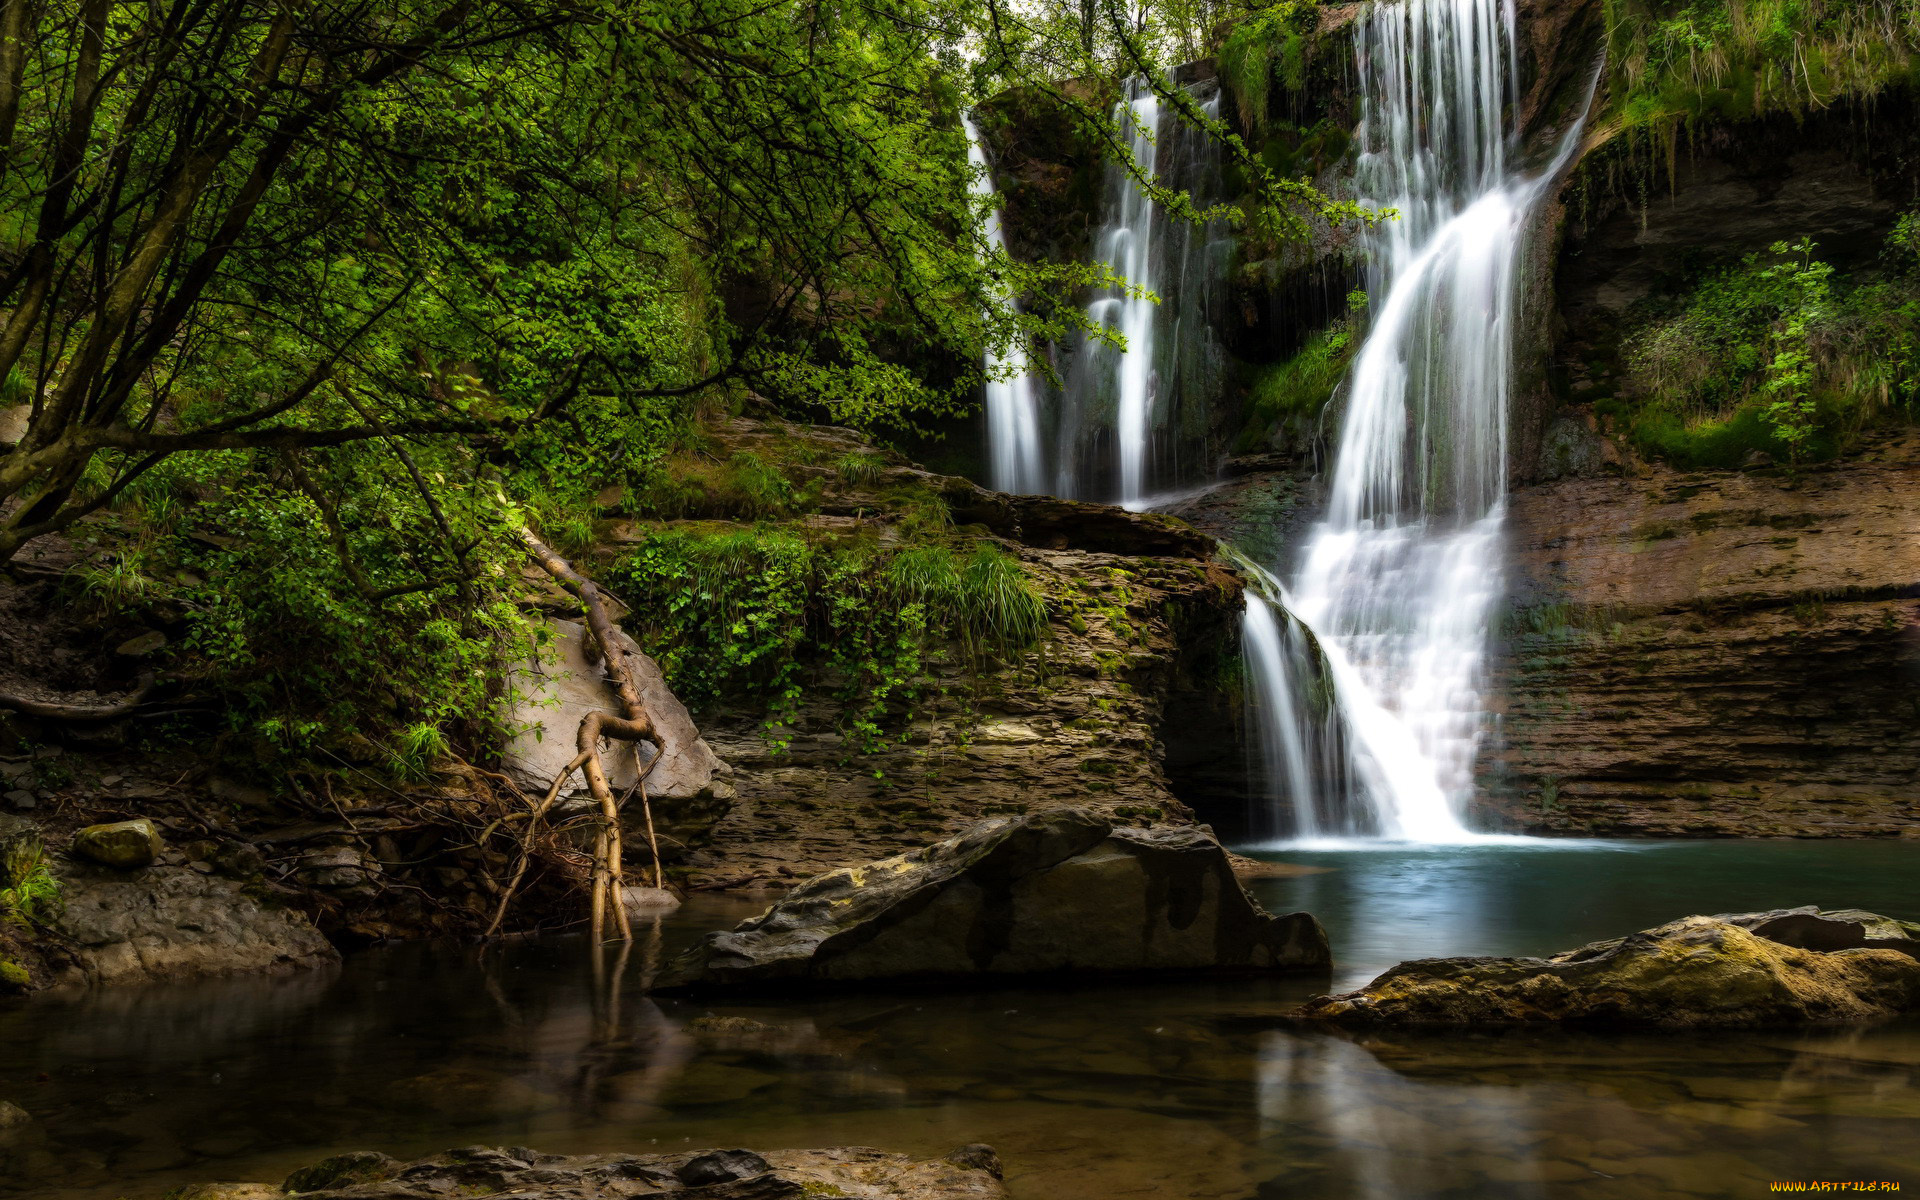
xmin=1241 ymin=838 xmax=1920 ymax=988
xmin=1 ymin=840 xmax=1916 ymax=1199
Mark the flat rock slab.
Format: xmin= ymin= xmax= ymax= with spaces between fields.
xmin=185 ymin=1142 xmax=1007 ymax=1199
xmin=53 ymin=863 xmax=336 ymax=986
xmin=1296 ymin=906 xmax=1920 ymax=1028
xmin=653 ymin=808 xmax=1329 ymax=992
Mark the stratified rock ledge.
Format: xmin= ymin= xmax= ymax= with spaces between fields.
xmin=177 ymin=1143 xmax=1007 ymax=1199
xmin=1295 ymin=907 xmax=1920 ymax=1028
xmin=652 ymin=808 xmax=1329 ymax=993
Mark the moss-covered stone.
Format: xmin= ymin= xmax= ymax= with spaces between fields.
xmin=283 ymin=1150 xmax=402 ymax=1193
xmin=71 ymin=818 xmax=162 ymax=869
xmin=1296 ymin=909 xmax=1920 ymax=1027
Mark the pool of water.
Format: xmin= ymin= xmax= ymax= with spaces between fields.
xmin=1 ymin=840 xmax=1916 ymax=1199
xmin=1241 ymin=837 xmax=1920 ymax=988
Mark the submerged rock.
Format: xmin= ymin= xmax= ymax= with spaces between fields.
xmin=1296 ymin=908 xmax=1920 ymax=1028
xmin=218 ymin=1143 xmax=1007 ymax=1198
xmin=71 ymin=818 xmax=162 ymax=868
xmin=652 ymin=809 xmax=1329 ymax=992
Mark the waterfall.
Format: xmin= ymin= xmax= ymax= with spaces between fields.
xmin=1060 ymin=80 xmax=1229 ymax=505
xmin=1248 ymin=0 xmax=1591 ymax=841
xmin=962 ymin=113 xmax=1046 ymax=496
xmin=1244 ymin=593 xmax=1339 ymax=841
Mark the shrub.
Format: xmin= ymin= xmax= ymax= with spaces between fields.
xmin=610 ymin=528 xmax=1046 ymax=750
xmin=1614 ymin=231 xmax=1920 ymax=465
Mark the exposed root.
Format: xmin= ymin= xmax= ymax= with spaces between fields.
xmin=515 ymin=528 xmax=672 ymax=943
xmin=0 ymin=675 xmax=157 ymax=722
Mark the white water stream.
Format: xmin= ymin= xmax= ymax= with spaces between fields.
xmin=963 ymin=113 xmax=1047 ymax=495
xmin=1090 ymin=81 xmax=1161 ymax=505
xmin=1060 ymin=80 xmax=1229 ymax=505
xmin=1244 ymin=0 xmax=1592 ymax=842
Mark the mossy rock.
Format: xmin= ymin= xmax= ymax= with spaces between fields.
xmin=1297 ymin=908 xmax=1920 ymax=1028
xmin=283 ymin=1150 xmax=402 ymax=1193
xmin=0 ymin=958 xmax=29 ymax=991
xmin=72 ymin=818 xmax=163 ymax=869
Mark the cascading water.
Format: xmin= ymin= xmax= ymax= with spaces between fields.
xmin=1060 ymin=80 xmax=1229 ymax=505
xmin=1245 ymin=0 xmax=1592 ymax=841
xmin=1077 ymin=81 xmax=1159 ymax=504
xmin=963 ymin=114 xmax=1047 ymax=496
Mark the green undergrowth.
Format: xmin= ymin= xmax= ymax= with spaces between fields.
xmin=1601 ymin=0 xmax=1920 ymax=136
xmin=0 ymin=836 xmax=61 ymax=928
xmin=1237 ymin=290 xmax=1367 ymax=451
xmin=51 ymin=393 xmax=700 ymax=780
xmin=609 ymin=526 xmax=1047 ymax=752
xmin=1601 ymin=226 xmax=1920 ymax=467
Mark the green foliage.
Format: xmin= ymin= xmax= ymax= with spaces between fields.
xmin=610 ymin=528 xmax=1046 ymax=750
xmin=1238 ymin=290 xmax=1367 ymax=449
xmin=628 ymin=451 xmax=815 ymax=521
xmin=109 ymin=440 xmax=539 ymax=774
xmin=0 ymin=838 xmax=63 ymax=928
xmin=834 ymin=453 xmax=890 ymax=486
xmin=1219 ymin=2 xmax=1322 ymax=134
xmin=1612 ymin=231 xmax=1920 ymax=466
xmin=1600 ymin=0 xmax=1920 ymax=135
xmin=0 ymin=0 xmax=1362 ymax=785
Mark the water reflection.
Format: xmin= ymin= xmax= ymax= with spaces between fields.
xmin=2 ymin=848 xmax=1918 ymax=1199
xmin=1259 ymin=1026 xmax=1920 ymax=1198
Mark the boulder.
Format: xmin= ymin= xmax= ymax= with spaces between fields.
xmin=1717 ymin=906 xmax=1920 ymax=958
xmin=501 ymin=618 xmax=731 ymax=804
xmin=285 ymin=1150 xmax=403 ymax=1193
xmin=217 ymin=1143 xmax=1008 ymax=1199
xmin=71 ymin=818 xmax=162 ymax=868
xmin=1295 ymin=909 xmax=1920 ymax=1028
xmin=652 ymin=809 xmax=1329 ymax=992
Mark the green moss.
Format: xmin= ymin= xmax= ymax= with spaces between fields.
xmin=0 ymin=957 xmax=29 ymax=990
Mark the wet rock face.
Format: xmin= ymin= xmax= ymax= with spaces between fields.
xmin=654 ymin=809 xmax=1329 ymax=992
xmin=1483 ymin=435 xmax=1920 ymax=836
xmin=218 ymin=1143 xmax=1007 ymax=1199
xmin=1295 ymin=908 xmax=1920 ymax=1028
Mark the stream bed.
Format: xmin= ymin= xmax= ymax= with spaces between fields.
xmin=3 ymin=839 xmax=1917 ymax=1199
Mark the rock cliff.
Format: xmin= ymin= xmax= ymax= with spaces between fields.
xmin=603 ymin=418 xmax=1246 ymax=889
xmin=1481 ymin=432 xmax=1920 ymax=836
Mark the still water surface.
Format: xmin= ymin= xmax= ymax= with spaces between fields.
xmin=2 ymin=839 xmax=1916 ymax=1199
